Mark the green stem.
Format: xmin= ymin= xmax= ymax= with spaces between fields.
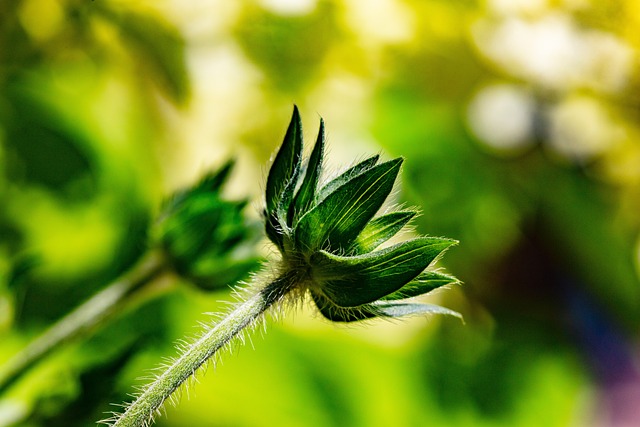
xmin=0 ymin=250 xmax=169 ymax=395
xmin=107 ymin=273 xmax=297 ymax=427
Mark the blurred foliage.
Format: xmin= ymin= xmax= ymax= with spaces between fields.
xmin=234 ymin=2 xmax=339 ymax=93
xmin=2 ymin=0 xmax=640 ymax=426
xmin=1 ymin=1 xmax=209 ymax=425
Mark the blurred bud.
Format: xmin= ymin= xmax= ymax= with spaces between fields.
xmin=155 ymin=161 xmax=260 ymax=291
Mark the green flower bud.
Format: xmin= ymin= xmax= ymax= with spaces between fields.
xmin=155 ymin=161 xmax=260 ymax=290
xmin=265 ymin=106 xmax=460 ymax=322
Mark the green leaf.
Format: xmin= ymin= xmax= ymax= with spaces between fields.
xmin=291 ymin=118 xmax=325 ymax=224
xmin=295 ymin=158 xmax=402 ymax=251
xmin=311 ymin=237 xmax=456 ymax=307
xmin=95 ymin=4 xmax=190 ymax=103
xmin=382 ymin=271 xmax=460 ymax=300
xmin=316 ymin=155 xmax=379 ymax=202
xmin=349 ymin=210 xmax=416 ymax=254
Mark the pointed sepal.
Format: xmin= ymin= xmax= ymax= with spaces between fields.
xmin=382 ymin=271 xmax=460 ymax=301
xmin=372 ymin=302 xmax=462 ymax=320
xmin=349 ymin=210 xmax=416 ymax=254
xmin=311 ymin=291 xmax=379 ymax=322
xmin=290 ymin=118 xmax=325 ymax=224
xmin=265 ymin=105 xmax=303 ymax=249
xmin=311 ymin=291 xmax=461 ymax=322
xmin=311 ymin=237 xmax=457 ymax=307
xmin=295 ymin=158 xmax=403 ymax=252
xmin=316 ymin=155 xmax=379 ymax=202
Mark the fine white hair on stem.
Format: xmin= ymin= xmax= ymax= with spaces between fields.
xmin=99 ymin=271 xmax=300 ymax=427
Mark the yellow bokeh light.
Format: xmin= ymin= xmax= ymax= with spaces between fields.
xmin=18 ymin=0 xmax=65 ymax=42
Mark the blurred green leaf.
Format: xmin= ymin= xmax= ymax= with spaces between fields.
xmin=1 ymin=89 xmax=96 ymax=197
xmin=234 ymin=3 xmax=338 ymax=92
xmin=93 ymin=4 xmax=190 ymax=104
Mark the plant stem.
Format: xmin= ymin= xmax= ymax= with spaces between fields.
xmin=107 ymin=272 xmax=297 ymax=427
xmin=0 ymin=249 xmax=169 ymax=395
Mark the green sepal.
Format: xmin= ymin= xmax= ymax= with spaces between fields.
xmin=277 ymin=162 xmax=302 ymax=229
xmin=265 ymin=213 xmax=285 ymax=252
xmin=382 ymin=271 xmax=459 ymax=300
xmin=265 ymin=106 xmax=303 ymax=248
xmin=311 ymin=291 xmax=379 ymax=322
xmin=290 ymin=119 xmax=325 ymax=225
xmin=349 ymin=210 xmax=416 ymax=254
xmin=295 ymin=158 xmax=402 ymax=252
xmin=265 ymin=105 xmax=303 ymax=215
xmin=311 ymin=237 xmax=456 ymax=307
xmin=311 ymin=291 xmax=461 ymax=322
xmin=372 ymin=302 xmax=462 ymax=320
xmin=316 ymin=155 xmax=379 ymax=202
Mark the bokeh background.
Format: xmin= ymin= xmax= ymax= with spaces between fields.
xmin=1 ymin=0 xmax=640 ymax=426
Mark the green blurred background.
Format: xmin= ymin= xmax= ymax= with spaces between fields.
xmin=1 ymin=0 xmax=640 ymax=426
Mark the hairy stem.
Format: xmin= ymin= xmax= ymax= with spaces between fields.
xmin=107 ymin=272 xmax=298 ymax=427
xmin=0 ymin=250 xmax=169 ymax=394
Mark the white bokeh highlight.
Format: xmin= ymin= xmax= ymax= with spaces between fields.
xmin=547 ymin=95 xmax=625 ymax=161
xmin=467 ymin=84 xmax=536 ymax=152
